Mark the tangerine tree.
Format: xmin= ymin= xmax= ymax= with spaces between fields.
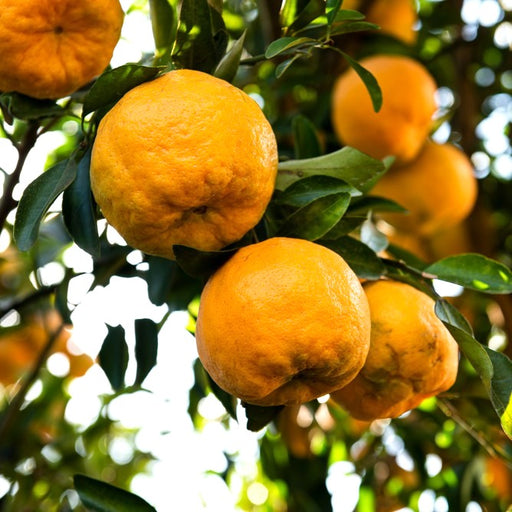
xmin=0 ymin=0 xmax=512 ymax=511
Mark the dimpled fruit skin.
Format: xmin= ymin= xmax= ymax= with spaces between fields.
xmin=331 ymin=54 xmax=437 ymax=164
xmin=0 ymin=0 xmax=124 ymax=99
xmin=90 ymin=69 xmax=278 ymax=260
xmin=195 ymin=237 xmax=371 ymax=407
xmin=371 ymin=140 xmax=478 ymax=236
xmin=331 ymin=280 xmax=459 ymax=421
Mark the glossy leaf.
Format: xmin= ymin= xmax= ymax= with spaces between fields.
xmin=134 ymin=319 xmax=159 ymax=386
xmin=174 ymin=245 xmax=238 ymax=280
xmin=242 ymin=402 xmax=284 ymax=432
xmin=348 ymin=195 xmax=407 ymax=214
xmin=275 ymin=175 xmax=358 ymax=208
xmin=14 ymin=159 xmax=77 ymax=251
xmin=382 ymin=259 xmax=436 ymax=297
xmin=98 ymin=325 xmax=128 ymax=391
xmin=326 ymin=0 xmax=342 ymax=24
xmin=292 ymin=115 xmax=323 ymax=159
xmin=214 ymin=31 xmax=246 ymax=82
xmin=277 ymin=193 xmax=351 ymax=241
xmin=172 ymin=0 xmax=228 ymax=73
xmin=286 ymin=0 xmax=325 ymax=35
xmin=0 ymin=93 xmax=64 ymax=120
xmin=74 ymin=475 xmax=157 ymax=512
xmin=276 ymin=147 xmax=386 ymax=192
xmin=330 ymin=20 xmax=380 ymax=36
xmin=425 ymin=254 xmax=512 ymax=294
xmin=320 ymin=236 xmax=385 ymax=279
xmin=62 ymin=149 xmax=100 ymax=257
xmin=265 ymin=37 xmax=317 ymax=59
xmin=82 ymin=64 xmax=161 ymax=118
xmin=149 ymin=0 xmax=177 ymax=64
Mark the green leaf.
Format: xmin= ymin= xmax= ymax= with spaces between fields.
xmin=242 ymin=402 xmax=284 ymax=432
xmin=326 ymin=0 xmax=343 ymax=24
xmin=149 ymin=0 xmax=177 ymax=64
xmin=349 ymin=195 xmax=407 ymax=214
xmin=292 ymin=115 xmax=323 ymax=159
xmin=435 ymin=300 xmax=512 ymax=438
xmin=172 ymin=0 xmax=228 ymax=73
xmin=382 ymin=259 xmax=435 ymax=297
xmin=275 ymin=54 xmax=303 ymax=78
xmin=62 ymin=149 xmax=100 ymax=257
xmin=321 ymin=215 xmax=366 ymax=239
xmin=286 ymin=0 xmax=325 ymax=35
xmin=202 ymin=364 xmax=238 ymax=420
xmin=425 ymin=254 xmax=512 ymax=294
xmin=74 ymin=475 xmax=157 ymax=512
xmin=265 ymin=37 xmax=317 ymax=59
xmin=360 ymin=215 xmax=388 ymax=253
xmin=275 ymin=175 xmax=359 ymax=208
xmin=340 ymin=51 xmax=382 ymax=112
xmin=134 ymin=319 xmax=159 ymax=386
xmin=330 ymin=20 xmax=380 ymax=36
xmin=0 ymin=93 xmax=64 ymax=120
xmin=332 ymin=8 xmax=366 ymax=22
xmin=277 ymin=193 xmax=351 ymax=241
xmin=145 ymin=256 xmax=178 ymax=306
xmin=82 ymin=64 xmax=162 ymax=118
xmin=320 ymin=236 xmax=385 ymax=279
xmin=214 ymin=31 xmax=246 ymax=82
xmin=276 ymin=146 xmax=386 ymax=192
xmin=174 ymin=245 xmax=238 ymax=280
xmin=14 ymin=159 xmax=77 ymax=251
xmin=99 ymin=325 xmax=128 ymax=391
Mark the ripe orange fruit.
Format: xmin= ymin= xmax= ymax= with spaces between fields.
xmin=331 ymin=280 xmax=459 ymax=421
xmin=331 ymin=54 xmax=437 ymax=164
xmin=0 ymin=0 xmax=124 ymax=99
xmin=371 ymin=140 xmax=478 ymax=236
xmin=195 ymin=237 xmax=371 ymax=406
xmin=341 ymin=0 xmax=418 ymax=44
xmin=90 ymin=69 xmax=278 ymax=259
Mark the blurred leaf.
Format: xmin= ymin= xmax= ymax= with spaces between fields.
xmin=340 ymin=50 xmax=382 ymax=112
xmin=360 ymin=215 xmax=388 ymax=253
xmin=149 ymin=0 xmax=177 ymax=64
xmin=332 ymin=8 xmax=366 ymax=22
xmin=74 ymin=474 xmax=157 ymax=512
xmin=276 ymin=193 xmax=351 ymax=240
xmin=242 ymin=402 xmax=284 ymax=432
xmin=276 ymin=147 xmax=386 ymax=192
xmin=214 ymin=31 xmax=246 ymax=82
xmin=134 ymin=319 xmax=159 ymax=386
xmin=326 ymin=0 xmax=342 ymax=24
xmin=425 ymin=254 xmax=512 ymax=294
xmin=14 ymin=159 xmax=77 ymax=251
xmin=348 ymin=195 xmax=407 ymax=214
xmin=62 ymin=148 xmax=100 ymax=257
xmin=320 ymin=236 xmax=385 ymax=279
xmin=330 ymin=20 xmax=380 ymax=36
xmin=99 ymin=325 xmax=128 ymax=391
xmin=292 ymin=115 xmax=323 ymax=159
xmin=82 ymin=64 xmax=161 ymax=118
xmin=265 ymin=37 xmax=317 ymax=59
xmin=0 ymin=93 xmax=64 ymax=120
xmin=275 ymin=54 xmax=303 ymax=78
xmin=172 ymin=0 xmax=228 ymax=73
xmin=275 ymin=175 xmax=359 ymax=208
xmin=174 ymin=245 xmax=238 ymax=280
xmin=286 ymin=0 xmax=325 ymax=35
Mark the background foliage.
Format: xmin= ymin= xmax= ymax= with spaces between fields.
xmin=0 ymin=0 xmax=512 ymax=510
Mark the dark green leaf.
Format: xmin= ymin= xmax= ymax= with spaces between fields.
xmin=320 ymin=236 xmax=385 ymax=279
xmin=98 ymin=325 xmax=128 ymax=391
xmin=326 ymin=0 xmax=342 ymax=24
xmin=286 ymin=0 xmax=325 ymax=35
xmin=321 ymin=215 xmax=366 ymax=239
xmin=276 ymin=175 xmax=359 ymax=208
xmin=435 ymin=299 xmax=473 ymax=335
xmin=349 ymin=195 xmax=407 ymax=214
xmin=14 ymin=159 xmax=77 ymax=251
xmin=172 ymin=0 xmax=228 ymax=73
xmin=292 ymin=115 xmax=323 ymax=159
xmin=242 ymin=402 xmax=284 ymax=432
xmin=62 ymin=149 xmax=100 ymax=257
xmin=333 ymin=8 xmax=366 ymax=22
xmin=275 ymin=55 xmax=303 ymax=78
xmin=385 ymin=243 xmax=428 ymax=271
xmin=134 ymin=319 xmax=159 ymax=386
xmin=425 ymin=254 xmax=512 ymax=294
xmin=83 ymin=65 xmax=161 ymax=118
xmin=202 ymin=365 xmax=238 ymax=420
xmin=0 ymin=93 xmax=64 ymax=120
xmin=277 ymin=193 xmax=351 ymax=241
xmin=214 ymin=31 xmax=246 ymax=82
xmin=330 ymin=20 xmax=380 ymax=37
xmin=340 ymin=51 xmax=382 ymax=112
xmin=276 ymin=146 xmax=386 ymax=192
xmin=74 ymin=474 xmax=157 ymax=512
xmin=265 ymin=37 xmax=317 ymax=59
xmin=174 ymin=245 xmax=238 ymax=280
xmin=149 ymin=0 xmax=177 ymax=64
xmin=145 ymin=256 xmax=178 ymax=306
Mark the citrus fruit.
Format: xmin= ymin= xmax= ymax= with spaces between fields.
xmin=372 ymin=140 xmax=478 ymax=235
xmin=0 ymin=0 xmax=124 ymax=99
xmin=331 ymin=54 xmax=437 ymax=164
xmin=331 ymin=280 xmax=459 ymax=420
xmin=90 ymin=69 xmax=278 ymax=260
xmin=195 ymin=237 xmax=371 ymax=407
